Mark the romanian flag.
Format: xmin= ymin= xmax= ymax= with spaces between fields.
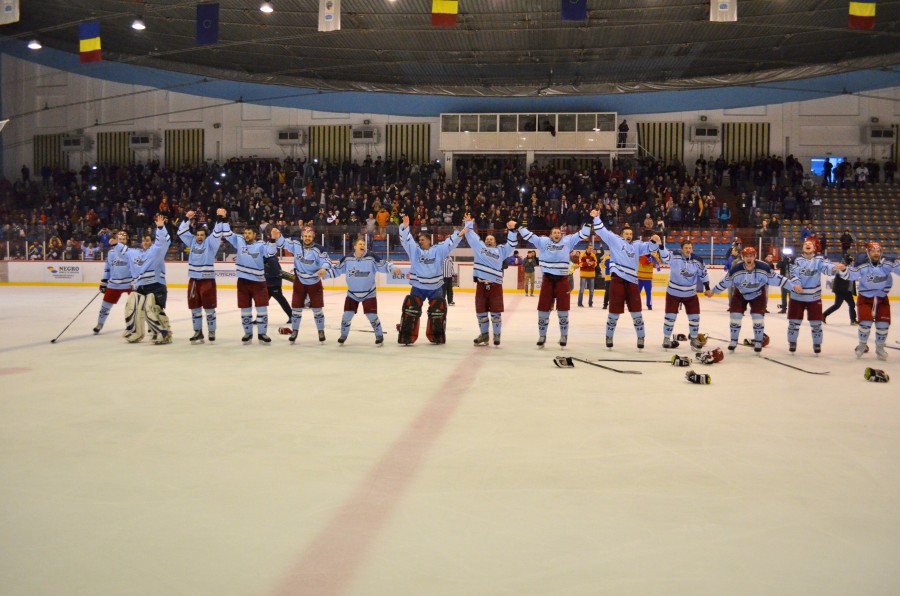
xmin=79 ymin=21 xmax=101 ymax=63
xmin=848 ymin=1 xmax=875 ymax=29
xmin=432 ymin=0 xmax=458 ymax=27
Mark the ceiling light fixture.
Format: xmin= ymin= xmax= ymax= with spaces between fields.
xmin=260 ymin=2 xmax=274 ymax=13
xmin=131 ymin=17 xmax=146 ymax=30
xmin=27 ymin=39 xmax=42 ymax=50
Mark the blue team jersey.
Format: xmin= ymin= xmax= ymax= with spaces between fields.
xmin=125 ymin=226 xmax=170 ymax=287
xmin=712 ymin=260 xmax=787 ymax=300
xmin=222 ymin=224 xmax=275 ymax=282
xmin=464 ymin=226 xmax=518 ymax=284
xmin=592 ymin=216 xmax=660 ymax=284
xmin=519 ymin=223 xmax=591 ymax=276
xmin=330 ymin=253 xmax=393 ymax=301
xmin=660 ymin=249 xmax=708 ymax=297
xmin=103 ymin=245 xmax=133 ymax=290
xmin=275 ymin=237 xmax=333 ymax=285
xmin=787 ymin=255 xmax=838 ymax=301
xmin=399 ymin=225 xmax=464 ymax=291
xmin=178 ymin=221 xmax=223 ymax=280
xmin=841 ymin=256 xmax=899 ymax=298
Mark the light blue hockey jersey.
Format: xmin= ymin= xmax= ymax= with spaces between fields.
xmin=222 ymin=223 xmax=275 ymax=282
xmin=464 ymin=226 xmax=518 ymax=284
xmin=518 ymin=223 xmax=591 ymax=277
xmin=399 ymin=225 xmax=464 ymax=291
xmin=841 ymin=255 xmax=899 ymax=298
xmin=592 ymin=216 xmax=660 ymax=284
xmin=274 ymin=237 xmax=333 ymax=285
xmin=103 ymin=244 xmax=133 ymax=290
xmin=177 ymin=221 xmax=223 ymax=280
xmin=712 ymin=260 xmax=787 ymax=300
xmin=124 ymin=226 xmax=170 ymax=288
xmin=659 ymin=249 xmax=709 ymax=298
xmin=330 ymin=253 xmax=393 ymax=301
xmin=787 ymin=255 xmax=838 ymax=301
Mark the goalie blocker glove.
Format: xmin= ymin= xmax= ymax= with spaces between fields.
xmin=686 ymin=370 xmax=712 ymax=385
xmin=864 ymin=368 xmax=890 ymax=383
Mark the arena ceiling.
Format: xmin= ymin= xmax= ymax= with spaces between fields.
xmin=4 ymin=0 xmax=900 ymax=96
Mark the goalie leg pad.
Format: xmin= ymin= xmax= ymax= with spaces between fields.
xmin=124 ymin=292 xmax=146 ymax=343
xmin=144 ymin=293 xmax=172 ymax=344
xmin=426 ymin=297 xmax=448 ymax=344
xmin=397 ymin=295 xmax=423 ymax=345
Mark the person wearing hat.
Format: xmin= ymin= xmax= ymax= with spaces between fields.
xmin=705 ymin=246 xmax=800 ymax=353
xmin=838 ymin=242 xmax=900 ymax=360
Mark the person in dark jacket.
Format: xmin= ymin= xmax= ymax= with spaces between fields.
xmin=822 ymin=254 xmax=858 ymax=325
xmin=265 ymin=253 xmax=293 ymax=324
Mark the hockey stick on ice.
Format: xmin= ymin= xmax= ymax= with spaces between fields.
xmin=50 ymin=291 xmax=102 ymax=344
xmin=596 ymin=358 xmax=684 ymax=364
xmin=554 ymin=356 xmax=642 ymax=374
xmin=761 ymin=356 xmax=830 ymax=375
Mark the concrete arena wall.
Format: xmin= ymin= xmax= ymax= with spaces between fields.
xmin=2 ymin=260 xmax=878 ymax=301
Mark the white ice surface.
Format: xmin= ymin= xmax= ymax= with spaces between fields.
xmin=1 ymin=286 xmax=899 ymax=596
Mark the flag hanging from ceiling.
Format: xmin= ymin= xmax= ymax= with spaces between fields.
xmin=196 ymin=3 xmax=219 ymax=45
xmin=432 ymin=0 xmax=458 ymax=27
xmin=848 ymin=1 xmax=875 ymax=29
xmin=318 ymin=0 xmax=341 ymax=32
xmin=561 ymin=0 xmax=587 ymax=21
xmin=79 ymin=21 xmax=102 ymax=63
xmin=0 ymin=0 xmax=20 ymax=25
xmin=709 ymin=0 xmax=737 ymax=22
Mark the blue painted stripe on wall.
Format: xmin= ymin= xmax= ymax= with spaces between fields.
xmin=2 ymin=37 xmax=898 ymax=117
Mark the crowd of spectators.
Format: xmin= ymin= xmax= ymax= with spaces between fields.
xmin=1 ymin=151 xmax=895 ymax=261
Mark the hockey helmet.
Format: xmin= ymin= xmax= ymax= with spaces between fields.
xmin=741 ymin=247 xmax=757 ymax=258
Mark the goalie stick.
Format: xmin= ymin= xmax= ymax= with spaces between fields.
xmin=554 ymin=356 xmax=642 ymax=374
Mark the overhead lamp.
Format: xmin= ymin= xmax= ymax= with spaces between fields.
xmin=131 ymin=17 xmax=146 ymax=30
xmin=27 ymin=39 xmax=42 ymax=50
xmin=259 ymin=2 xmax=274 ymax=13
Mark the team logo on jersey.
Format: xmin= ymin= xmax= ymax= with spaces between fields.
xmin=739 ymin=280 xmax=761 ymax=289
xmin=192 ymin=246 xmax=206 ymax=255
xmin=419 ymin=256 xmax=436 ymax=265
xmin=798 ymin=267 xmax=816 ymax=277
xmin=622 ymin=246 xmax=635 ymax=258
xmin=479 ymin=247 xmax=500 ymax=258
xmin=111 ymin=258 xmax=128 ymax=267
xmin=546 ymin=245 xmax=564 ymax=252
xmin=865 ymin=273 xmax=888 ymax=284
xmin=348 ymin=270 xmax=371 ymax=278
xmin=133 ymin=257 xmax=146 ymax=266
xmin=241 ymin=247 xmax=260 ymax=258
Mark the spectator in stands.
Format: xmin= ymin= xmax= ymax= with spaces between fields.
xmin=884 ymin=159 xmax=896 ymax=184
xmin=617 ymin=120 xmax=629 ymax=148
xmin=855 ymin=161 xmax=869 ymax=188
xmin=840 ymin=229 xmax=854 ymax=255
xmin=822 ymin=159 xmax=833 ymax=187
xmin=716 ymin=202 xmax=731 ymax=229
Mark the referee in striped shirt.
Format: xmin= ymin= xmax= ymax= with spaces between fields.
xmin=442 ymin=256 xmax=456 ymax=305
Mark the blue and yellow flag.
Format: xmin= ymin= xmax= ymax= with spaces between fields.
xmin=79 ymin=21 xmax=101 ymax=63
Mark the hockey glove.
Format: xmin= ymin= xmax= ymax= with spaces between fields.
xmin=99 ymin=279 xmax=108 ymax=293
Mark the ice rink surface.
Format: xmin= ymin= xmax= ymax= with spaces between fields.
xmin=2 ymin=285 xmax=900 ymax=596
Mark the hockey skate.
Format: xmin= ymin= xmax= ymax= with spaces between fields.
xmin=338 ymin=335 xmax=348 ymax=345
xmin=813 ymin=344 xmax=821 ymax=354
xmin=375 ymin=335 xmax=384 ymax=346
xmin=876 ymin=344 xmax=888 ymax=361
xmin=473 ymin=333 xmax=489 ymax=346
xmin=190 ymin=331 xmax=204 ymax=344
xmin=559 ymin=335 xmax=568 ymax=347
xmin=242 ymin=334 xmax=253 ymax=344
xmin=663 ymin=337 xmax=680 ymax=349
xmin=537 ymin=336 xmax=546 ymax=347
xmin=728 ymin=341 xmax=738 ymax=352
xmin=789 ymin=342 xmax=797 ymax=353
xmin=93 ymin=324 xmax=103 ymax=335
xmin=493 ymin=334 xmax=501 ymax=346
xmin=208 ymin=332 xmax=215 ymax=342
xmin=606 ymin=337 xmax=613 ymax=348
xmin=288 ymin=330 xmax=298 ymax=343
xmin=318 ymin=330 xmax=326 ymax=342
xmin=855 ymin=343 xmax=868 ymax=358
xmin=637 ymin=337 xmax=645 ymax=350
xmin=258 ymin=334 xmax=272 ymax=344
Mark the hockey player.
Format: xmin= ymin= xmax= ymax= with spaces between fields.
xmin=785 ymin=239 xmax=846 ymax=354
xmin=397 ymin=214 xmax=466 ymax=345
xmin=177 ymin=211 xmax=223 ymax=344
xmin=589 ymin=210 xmax=663 ymax=349
xmin=120 ymin=214 xmax=172 ymax=344
xmin=462 ymin=214 xmax=518 ymax=347
xmin=704 ymin=247 xmax=800 ymax=353
xmin=219 ymin=208 xmax=276 ymax=343
xmin=327 ymin=238 xmax=394 ymax=345
xmin=839 ymin=241 xmax=900 ymax=360
xmin=93 ymin=230 xmax=133 ymax=334
xmin=519 ymin=217 xmax=593 ymax=347
xmin=271 ymin=225 xmax=333 ymax=343
xmin=658 ymin=240 xmax=710 ymax=349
